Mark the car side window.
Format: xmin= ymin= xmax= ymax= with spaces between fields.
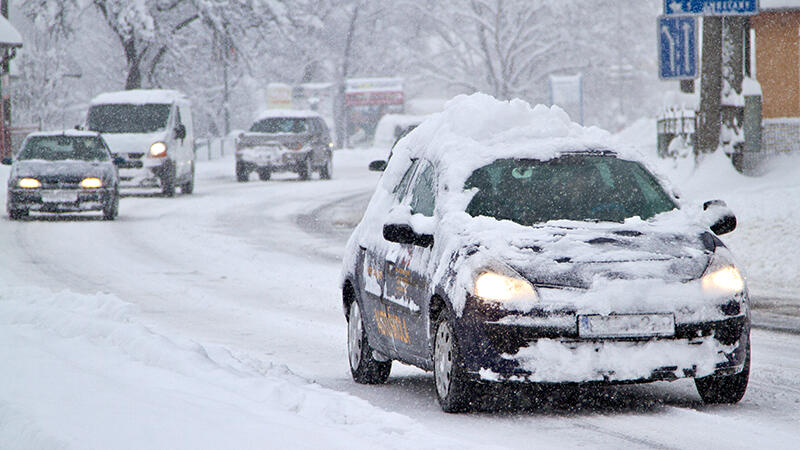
xmin=393 ymin=160 xmax=419 ymax=201
xmin=409 ymin=163 xmax=436 ymax=217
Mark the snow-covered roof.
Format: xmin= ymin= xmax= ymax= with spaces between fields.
xmin=252 ymin=109 xmax=321 ymax=122
xmin=90 ymin=89 xmax=188 ymax=105
xmin=393 ymin=93 xmax=617 ymax=188
xmin=0 ymin=15 xmax=22 ymax=47
xmin=26 ymin=130 xmax=101 ymax=138
xmin=760 ymin=0 xmax=800 ymax=10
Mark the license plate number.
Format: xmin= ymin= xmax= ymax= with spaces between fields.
xmin=578 ymin=313 xmax=675 ymax=338
xmin=41 ymin=190 xmax=78 ymax=203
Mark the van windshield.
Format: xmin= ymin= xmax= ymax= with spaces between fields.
xmin=87 ymin=104 xmax=171 ymax=133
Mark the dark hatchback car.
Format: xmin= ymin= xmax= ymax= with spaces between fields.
xmin=235 ymin=110 xmax=333 ymax=181
xmin=342 ymin=114 xmax=749 ymax=412
xmin=4 ymin=131 xmax=121 ymax=220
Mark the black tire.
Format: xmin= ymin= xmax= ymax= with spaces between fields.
xmin=8 ymin=207 xmax=28 ymax=220
xmin=320 ymin=154 xmax=332 ymax=180
xmin=257 ymin=168 xmax=271 ymax=181
xmin=161 ymin=164 xmax=176 ymax=197
xmin=434 ymin=313 xmax=476 ymax=413
xmin=695 ymin=338 xmax=750 ymax=404
xmin=236 ymin=161 xmax=249 ymax=182
xmin=298 ymin=157 xmax=312 ymax=181
xmin=181 ymin=162 xmax=195 ymax=194
xmin=347 ymin=301 xmax=391 ymax=384
xmin=103 ymin=191 xmax=119 ymax=221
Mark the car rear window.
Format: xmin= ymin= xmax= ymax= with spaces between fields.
xmin=250 ymin=118 xmax=309 ymax=134
xmin=464 ymin=155 xmax=676 ymax=224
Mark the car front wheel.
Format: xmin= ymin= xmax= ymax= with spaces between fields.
xmin=320 ymin=154 xmax=332 ymax=180
xmin=348 ymin=301 xmax=391 ymax=384
xmin=434 ymin=314 xmax=475 ymax=412
xmin=695 ymin=339 xmax=750 ymax=404
xmin=103 ymin=191 xmax=119 ymax=221
xmin=8 ymin=206 xmax=28 ymax=220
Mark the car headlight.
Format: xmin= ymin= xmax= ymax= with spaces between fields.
xmin=80 ymin=177 xmax=103 ymax=189
xmin=18 ymin=178 xmax=41 ymax=188
xmin=149 ymin=141 xmax=167 ymax=157
xmin=701 ymin=249 xmax=744 ymax=296
xmin=474 ymin=272 xmax=538 ymax=302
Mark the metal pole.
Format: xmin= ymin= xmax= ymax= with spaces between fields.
xmin=696 ymin=17 xmax=723 ymax=155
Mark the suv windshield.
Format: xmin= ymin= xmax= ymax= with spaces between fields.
xmin=19 ymin=136 xmax=110 ymax=162
xmin=250 ymin=118 xmax=309 ymax=134
xmin=465 ymin=155 xmax=676 ymax=224
xmin=87 ymin=104 xmax=171 ymax=133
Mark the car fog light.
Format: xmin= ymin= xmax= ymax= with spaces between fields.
xmin=80 ymin=177 xmax=103 ymax=189
xmin=149 ymin=141 xmax=167 ymax=157
xmin=18 ymin=178 xmax=41 ymax=188
xmin=701 ymin=266 xmax=744 ymax=295
xmin=474 ymin=272 xmax=538 ymax=302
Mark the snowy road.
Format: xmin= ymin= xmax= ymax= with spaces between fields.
xmin=2 ymin=151 xmax=800 ymax=449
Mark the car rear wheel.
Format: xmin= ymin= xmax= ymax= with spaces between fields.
xmin=236 ymin=161 xmax=249 ymax=182
xmin=695 ymin=339 xmax=750 ymax=404
xmin=298 ymin=157 xmax=312 ymax=181
xmin=348 ymin=301 xmax=391 ymax=384
xmin=434 ymin=314 xmax=475 ymax=412
xmin=257 ymin=168 xmax=271 ymax=181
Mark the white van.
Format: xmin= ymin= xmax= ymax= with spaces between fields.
xmin=86 ymin=89 xmax=195 ymax=196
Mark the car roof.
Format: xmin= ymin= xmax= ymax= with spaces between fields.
xmin=252 ymin=109 xmax=322 ymax=122
xmin=26 ymin=130 xmax=102 ymax=138
xmin=90 ymin=89 xmax=188 ymax=105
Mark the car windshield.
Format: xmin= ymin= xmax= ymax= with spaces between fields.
xmin=250 ymin=118 xmax=309 ymax=133
xmin=464 ymin=155 xmax=676 ymax=224
xmin=87 ymin=103 xmax=171 ymax=133
xmin=19 ymin=136 xmax=110 ymax=162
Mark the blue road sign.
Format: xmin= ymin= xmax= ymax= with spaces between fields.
xmin=659 ymin=16 xmax=698 ymax=80
xmin=664 ymin=0 xmax=758 ymax=16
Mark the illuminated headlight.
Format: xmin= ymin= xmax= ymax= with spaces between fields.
xmin=80 ymin=177 xmax=103 ymax=189
xmin=18 ymin=178 xmax=41 ymax=188
xmin=701 ymin=248 xmax=745 ymax=296
xmin=149 ymin=141 xmax=167 ymax=157
xmin=474 ymin=272 xmax=538 ymax=302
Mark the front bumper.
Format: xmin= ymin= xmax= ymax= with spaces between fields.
xmin=8 ymin=188 xmax=114 ymax=212
xmin=455 ymin=294 xmax=749 ymax=384
xmin=118 ymin=160 xmax=172 ymax=188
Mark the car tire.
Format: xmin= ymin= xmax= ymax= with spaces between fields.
xmin=320 ymin=154 xmax=332 ymax=180
xmin=8 ymin=207 xmax=28 ymax=220
xmin=348 ymin=301 xmax=391 ymax=384
xmin=434 ymin=313 xmax=475 ymax=413
xmin=162 ymin=164 xmax=176 ymax=197
xmin=298 ymin=157 xmax=312 ymax=181
xmin=181 ymin=162 xmax=195 ymax=194
xmin=103 ymin=191 xmax=119 ymax=221
xmin=695 ymin=338 xmax=750 ymax=404
xmin=236 ymin=161 xmax=249 ymax=182
xmin=257 ymin=168 xmax=271 ymax=181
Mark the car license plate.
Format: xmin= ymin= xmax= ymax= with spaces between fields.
xmin=41 ymin=190 xmax=78 ymax=203
xmin=578 ymin=313 xmax=675 ymax=338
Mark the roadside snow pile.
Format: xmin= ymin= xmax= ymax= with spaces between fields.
xmin=0 ymin=287 xmax=463 ymax=449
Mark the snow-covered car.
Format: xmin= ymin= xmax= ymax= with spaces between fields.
xmin=3 ymin=131 xmax=121 ymax=220
xmin=235 ymin=110 xmax=333 ymax=182
xmin=341 ymin=94 xmax=750 ymax=412
xmin=86 ymin=89 xmax=196 ymax=197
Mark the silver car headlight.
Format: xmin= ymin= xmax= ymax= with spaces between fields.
xmin=474 ymin=271 xmax=538 ymax=303
xmin=701 ymin=248 xmax=745 ymax=296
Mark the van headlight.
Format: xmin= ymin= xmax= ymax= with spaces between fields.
xmin=18 ymin=178 xmax=41 ymax=188
xmin=474 ymin=272 xmax=538 ymax=302
xmin=149 ymin=141 xmax=167 ymax=157
xmin=701 ymin=249 xmax=745 ymax=296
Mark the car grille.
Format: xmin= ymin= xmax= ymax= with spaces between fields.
xmin=128 ymin=153 xmax=145 ymax=159
xmin=39 ymin=176 xmax=82 ymax=189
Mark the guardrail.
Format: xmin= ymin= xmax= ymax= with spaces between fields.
xmin=194 ymin=137 xmax=236 ymax=161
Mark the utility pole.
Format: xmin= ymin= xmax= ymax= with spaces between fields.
xmin=1 ymin=0 xmax=10 ymax=156
xmin=696 ymin=17 xmax=723 ymax=154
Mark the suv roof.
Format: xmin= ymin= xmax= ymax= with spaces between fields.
xmin=253 ymin=109 xmax=322 ymax=122
xmin=90 ymin=89 xmax=188 ymax=105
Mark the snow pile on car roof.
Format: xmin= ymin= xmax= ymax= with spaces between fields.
xmin=253 ymin=109 xmax=321 ymax=122
xmin=91 ymin=89 xmax=187 ymax=105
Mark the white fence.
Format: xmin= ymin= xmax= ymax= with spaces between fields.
xmin=194 ymin=137 xmax=236 ymax=161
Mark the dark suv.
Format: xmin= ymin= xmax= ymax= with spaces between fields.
xmin=235 ymin=110 xmax=333 ymax=181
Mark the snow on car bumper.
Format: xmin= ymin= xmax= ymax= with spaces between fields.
xmin=8 ymin=188 xmax=113 ymax=212
xmin=456 ymin=294 xmax=749 ymax=384
xmin=238 ymin=147 xmax=309 ymax=170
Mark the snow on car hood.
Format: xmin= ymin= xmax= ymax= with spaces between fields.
xmin=12 ymin=159 xmax=115 ymax=179
xmin=101 ymin=131 xmax=167 ymax=155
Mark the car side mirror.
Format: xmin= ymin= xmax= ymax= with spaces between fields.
xmin=703 ymin=200 xmax=736 ymax=235
xmin=174 ymin=124 xmax=187 ymax=140
xmin=369 ymin=160 xmax=387 ymax=172
xmin=383 ymin=223 xmax=434 ymax=247
xmin=112 ymin=156 xmax=126 ymax=166
xmin=1 ymin=157 xmax=12 ymax=165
